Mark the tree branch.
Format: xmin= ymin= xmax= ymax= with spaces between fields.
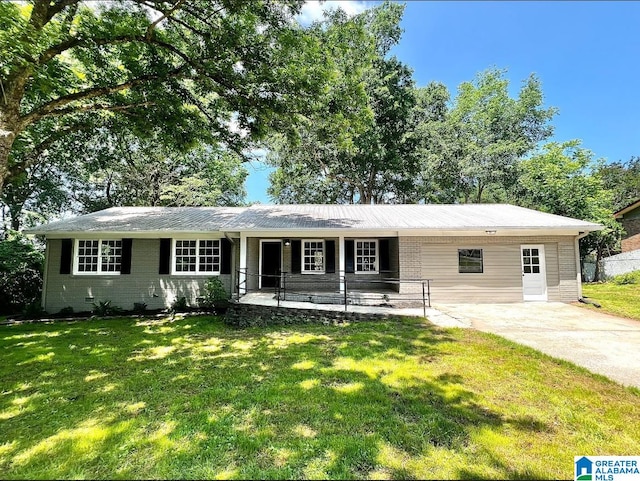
xmin=146 ymin=0 xmax=187 ymax=40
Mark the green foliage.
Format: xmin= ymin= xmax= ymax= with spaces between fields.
xmin=516 ymin=140 xmax=623 ymax=277
xmin=610 ymin=271 xmax=640 ymax=285
xmin=21 ymin=301 xmax=46 ymax=320
xmin=91 ymin=300 xmax=124 ymax=317
xmin=598 ymin=156 xmax=640 ymax=210
xmin=442 ymin=68 xmax=557 ymax=203
xmin=0 ymin=233 xmax=43 ymax=314
xmin=132 ymin=302 xmax=147 ymax=314
xmin=0 ymin=0 xmax=330 ymax=195
xmin=58 ymin=306 xmax=74 ymax=316
xmin=198 ymin=277 xmax=230 ymax=311
xmin=170 ymin=296 xmax=189 ymax=313
xmin=268 ymin=2 xmax=417 ymax=204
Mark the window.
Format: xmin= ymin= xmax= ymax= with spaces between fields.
xmin=356 ymin=240 xmax=378 ymax=273
xmin=302 ymin=240 xmax=324 ymax=273
xmin=174 ymin=239 xmax=220 ymax=274
xmin=75 ymin=239 xmax=122 ymax=274
xmin=522 ymin=248 xmax=541 ymax=274
xmin=458 ymin=249 xmax=483 ymax=273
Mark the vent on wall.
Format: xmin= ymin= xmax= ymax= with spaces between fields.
xmin=85 ymin=297 xmax=95 ymax=303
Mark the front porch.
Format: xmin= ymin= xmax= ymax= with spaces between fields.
xmin=236 ymin=271 xmax=433 ymax=310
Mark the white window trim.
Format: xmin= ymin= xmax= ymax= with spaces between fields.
xmin=355 ymin=239 xmax=379 ymax=274
xmin=73 ymin=239 xmax=122 ymax=276
xmin=301 ymin=239 xmax=325 ymax=274
xmin=171 ymin=238 xmax=222 ymax=276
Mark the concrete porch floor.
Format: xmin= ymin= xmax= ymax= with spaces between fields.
xmin=237 ymin=292 xmax=468 ymax=328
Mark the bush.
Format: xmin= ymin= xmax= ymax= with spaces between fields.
xmin=22 ymin=301 xmax=46 ymax=320
xmin=611 ymin=271 xmax=640 ymax=285
xmin=91 ymin=300 xmax=124 ymax=317
xmin=0 ymin=234 xmax=44 ymax=315
xmin=58 ymin=306 xmax=74 ymax=316
xmin=198 ymin=277 xmax=230 ymax=311
xmin=133 ymin=302 xmax=148 ymax=314
xmin=170 ymin=296 xmax=189 ymax=313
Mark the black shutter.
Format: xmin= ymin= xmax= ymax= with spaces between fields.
xmin=221 ymin=238 xmax=232 ymax=274
xmin=60 ymin=239 xmax=72 ymax=274
xmin=121 ymin=238 xmax=133 ymax=274
xmin=379 ymin=239 xmax=390 ymax=272
xmin=345 ymin=240 xmax=355 ymax=273
xmin=325 ymin=240 xmax=335 ymax=273
xmin=159 ymin=238 xmax=171 ymax=274
xmin=291 ymin=240 xmax=301 ymax=274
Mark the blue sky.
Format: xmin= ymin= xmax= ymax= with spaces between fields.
xmin=244 ymin=1 xmax=640 ymax=204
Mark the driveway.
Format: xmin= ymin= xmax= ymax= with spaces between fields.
xmin=433 ymin=302 xmax=640 ymax=389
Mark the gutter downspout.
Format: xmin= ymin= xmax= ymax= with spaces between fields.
xmin=575 ymin=231 xmax=590 ymax=299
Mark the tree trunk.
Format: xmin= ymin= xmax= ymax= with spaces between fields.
xmin=0 ymin=121 xmax=18 ymax=194
xmin=593 ymin=245 xmax=603 ymax=282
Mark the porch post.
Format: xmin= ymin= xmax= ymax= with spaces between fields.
xmin=240 ymin=233 xmax=247 ymax=295
xmin=339 ymin=235 xmax=345 ymax=293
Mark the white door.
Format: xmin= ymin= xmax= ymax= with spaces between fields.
xmin=521 ymin=245 xmax=547 ymax=301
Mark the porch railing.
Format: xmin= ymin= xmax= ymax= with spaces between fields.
xmin=235 ymin=269 xmax=433 ymax=316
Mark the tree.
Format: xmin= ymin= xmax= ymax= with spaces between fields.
xmin=268 ymin=2 xmax=419 ymax=204
xmin=0 ymin=0 xmax=326 ymax=192
xmin=447 ymin=68 xmax=557 ymax=203
xmin=0 ymin=122 xmax=248 ymax=231
xmin=598 ymin=156 xmax=640 ymax=210
xmin=516 ymin=140 xmax=623 ymax=280
xmin=408 ymin=81 xmax=460 ymax=203
xmin=0 ymin=232 xmax=43 ymax=314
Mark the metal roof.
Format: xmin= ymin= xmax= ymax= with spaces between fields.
xmin=222 ymin=204 xmax=602 ymax=231
xmin=26 ymin=206 xmax=247 ymax=233
xmin=26 ymin=204 xmax=602 ymax=235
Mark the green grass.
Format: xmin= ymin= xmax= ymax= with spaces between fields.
xmin=582 ymin=283 xmax=640 ymax=321
xmin=1 ymin=315 xmax=639 ymax=480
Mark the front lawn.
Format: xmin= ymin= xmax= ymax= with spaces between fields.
xmin=582 ymin=282 xmax=640 ymax=321
xmin=1 ymin=316 xmax=639 ymax=480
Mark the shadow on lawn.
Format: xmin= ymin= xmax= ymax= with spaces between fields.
xmin=0 ymin=316 xmax=547 ymax=479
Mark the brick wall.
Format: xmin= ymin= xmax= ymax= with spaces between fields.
xmin=621 ymin=219 xmax=640 ymax=252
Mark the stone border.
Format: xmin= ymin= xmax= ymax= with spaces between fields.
xmin=224 ymin=301 xmax=416 ymax=328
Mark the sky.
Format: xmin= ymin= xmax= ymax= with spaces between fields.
xmin=244 ymin=1 xmax=640 ymax=204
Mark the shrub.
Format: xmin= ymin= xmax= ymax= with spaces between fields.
xmin=611 ymin=271 xmax=640 ymax=285
xmin=22 ymin=301 xmax=46 ymax=320
xmin=58 ymin=306 xmax=74 ymax=316
xmin=133 ymin=302 xmax=148 ymax=314
xmin=170 ymin=296 xmax=189 ymax=313
xmin=198 ymin=277 xmax=230 ymax=311
xmin=0 ymin=234 xmax=44 ymax=315
xmin=92 ymin=300 xmax=124 ymax=317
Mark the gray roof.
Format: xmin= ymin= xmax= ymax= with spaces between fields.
xmin=222 ymin=204 xmax=602 ymax=231
xmin=27 ymin=204 xmax=602 ymax=234
xmin=27 ymin=207 xmax=247 ymax=233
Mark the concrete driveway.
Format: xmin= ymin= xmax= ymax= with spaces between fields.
xmin=433 ymin=302 xmax=640 ymax=389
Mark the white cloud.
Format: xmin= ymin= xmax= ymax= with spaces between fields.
xmin=296 ymin=1 xmax=371 ymax=26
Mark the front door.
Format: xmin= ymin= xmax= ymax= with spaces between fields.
xmin=521 ymin=245 xmax=547 ymax=301
xmin=261 ymin=241 xmax=282 ymax=288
